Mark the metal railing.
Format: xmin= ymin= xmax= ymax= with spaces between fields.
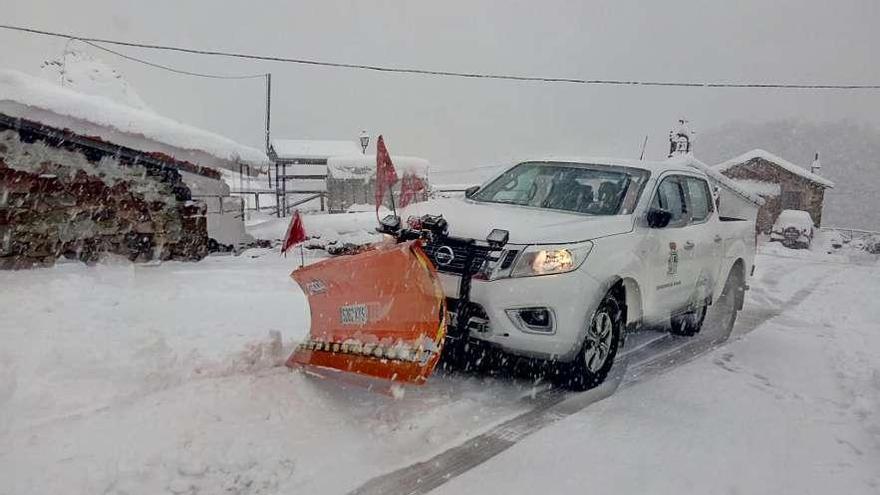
xmin=190 ymin=194 xmax=246 ymax=219
xmin=229 ymin=189 xmax=326 ymax=215
xmin=820 ymin=226 xmax=880 ymax=243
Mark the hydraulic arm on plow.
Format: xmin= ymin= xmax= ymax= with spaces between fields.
xmin=286 ymin=214 xmax=509 ymax=385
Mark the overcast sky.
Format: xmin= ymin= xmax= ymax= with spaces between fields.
xmin=3 ymin=0 xmax=880 ymax=178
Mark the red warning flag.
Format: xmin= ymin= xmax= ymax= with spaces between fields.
xmin=281 ymin=209 xmax=307 ymax=256
xmin=398 ymin=173 xmax=427 ymax=209
xmin=375 ymin=135 xmax=399 ymax=213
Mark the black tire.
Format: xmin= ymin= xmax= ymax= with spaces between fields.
xmin=716 ymin=268 xmax=743 ymax=336
xmin=669 ymin=298 xmax=708 ymax=336
xmin=556 ymin=293 xmax=623 ymax=391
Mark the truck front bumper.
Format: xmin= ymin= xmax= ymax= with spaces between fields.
xmin=439 ymin=271 xmax=604 ymax=363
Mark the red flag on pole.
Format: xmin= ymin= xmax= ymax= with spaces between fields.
xmin=281 ymin=209 xmax=307 ymax=256
xmin=375 ymin=135 xmax=399 ymax=215
xmin=398 ymin=173 xmax=427 ymax=209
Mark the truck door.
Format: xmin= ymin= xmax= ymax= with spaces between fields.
xmin=643 ymin=175 xmax=694 ymax=321
xmin=682 ymin=176 xmax=721 ymax=305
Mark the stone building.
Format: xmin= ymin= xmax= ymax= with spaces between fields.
xmin=0 ymin=69 xmax=270 ymax=268
xmin=714 ymin=149 xmax=834 ymax=234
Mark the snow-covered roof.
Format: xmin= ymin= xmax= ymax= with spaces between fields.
xmin=729 ymin=179 xmax=781 ymax=197
xmin=40 ymin=49 xmax=152 ymax=112
xmin=326 ymin=154 xmax=430 ymax=180
xmin=532 ymin=156 xmax=674 ymax=171
xmin=669 ymin=154 xmax=766 ymax=206
xmin=714 ymin=149 xmax=834 ymax=188
xmin=0 ymin=69 xmax=270 ymax=170
xmin=509 ymin=155 xmax=765 ymax=206
xmin=270 ymin=139 xmax=361 ymax=160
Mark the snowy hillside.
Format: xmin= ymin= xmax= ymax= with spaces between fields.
xmin=699 ymin=120 xmax=880 ymax=231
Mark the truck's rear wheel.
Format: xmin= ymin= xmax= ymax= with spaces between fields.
xmin=557 ymin=293 xmax=622 ymax=391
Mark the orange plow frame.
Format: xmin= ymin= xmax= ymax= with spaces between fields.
xmin=286 ymin=240 xmax=447 ymax=385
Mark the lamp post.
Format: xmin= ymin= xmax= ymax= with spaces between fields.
xmin=359 ymin=130 xmax=370 ymax=154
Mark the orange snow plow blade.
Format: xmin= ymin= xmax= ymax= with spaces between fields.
xmin=286 ymin=240 xmax=446 ymax=385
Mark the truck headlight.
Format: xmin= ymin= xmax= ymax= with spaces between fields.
xmin=510 ymin=241 xmax=593 ymax=277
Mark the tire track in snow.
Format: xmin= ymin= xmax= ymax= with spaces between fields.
xmin=349 ymin=261 xmax=834 ymax=495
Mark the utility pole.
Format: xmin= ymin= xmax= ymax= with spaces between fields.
xmin=265 ymin=73 xmax=272 ymax=154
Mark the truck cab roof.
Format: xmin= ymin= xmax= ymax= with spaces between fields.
xmin=514 ymin=155 xmax=764 ymax=207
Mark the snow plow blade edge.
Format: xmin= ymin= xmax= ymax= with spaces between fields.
xmin=286 ymin=241 xmax=446 ymax=385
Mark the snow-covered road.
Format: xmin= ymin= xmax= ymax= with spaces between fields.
xmin=428 ymin=251 xmax=880 ymax=495
xmin=1 ymin=244 xmax=878 ymax=495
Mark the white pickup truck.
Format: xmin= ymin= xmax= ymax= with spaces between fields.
xmin=409 ymin=156 xmax=757 ymax=389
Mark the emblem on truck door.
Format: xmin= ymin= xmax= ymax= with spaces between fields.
xmin=667 ymin=242 xmax=679 ymax=276
xmin=435 ymin=246 xmax=455 ymax=266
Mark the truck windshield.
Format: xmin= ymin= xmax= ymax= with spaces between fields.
xmin=471 ymin=162 xmax=650 ymax=215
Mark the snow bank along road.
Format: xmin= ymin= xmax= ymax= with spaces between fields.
xmin=1 ymin=245 xmax=878 ymax=494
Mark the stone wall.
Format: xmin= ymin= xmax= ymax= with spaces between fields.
xmin=0 ymin=130 xmax=208 ymax=269
xmin=720 ymin=157 xmax=827 ymax=233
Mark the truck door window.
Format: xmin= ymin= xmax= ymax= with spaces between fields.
xmin=652 ymin=176 xmax=689 ymax=227
xmin=685 ymin=177 xmax=713 ymax=223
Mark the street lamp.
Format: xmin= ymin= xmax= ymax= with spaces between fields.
xmin=359 ymin=130 xmax=370 ymax=154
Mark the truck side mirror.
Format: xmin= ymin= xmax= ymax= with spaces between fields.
xmin=646 ymin=208 xmax=673 ymax=229
xmin=464 ymin=185 xmax=480 ymax=198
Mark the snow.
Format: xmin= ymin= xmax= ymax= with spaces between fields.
xmin=731 ymin=178 xmax=782 ymax=196
xmin=327 ymin=154 xmax=430 ymax=180
xmin=270 ymin=139 xmax=361 ymax=160
xmin=775 ymin=208 xmax=815 ymax=228
xmin=2 ymin=210 xmax=879 ymax=494
xmin=284 ymin=164 xmax=329 ymax=177
xmin=247 ymin=210 xmax=385 ymax=247
xmin=432 ymin=183 xmax=479 ymax=191
xmin=715 ymin=149 xmax=835 ymax=188
xmin=673 ymin=154 xmax=767 ymax=206
xmin=0 ymin=249 xmax=531 ymax=494
xmin=434 ymin=248 xmax=880 ymax=495
xmin=285 ymin=179 xmax=327 ymax=192
xmin=39 ymin=49 xmax=153 ymax=111
xmin=0 ymin=69 xmax=269 ymax=169
xmin=405 ymin=196 xmax=637 ymax=244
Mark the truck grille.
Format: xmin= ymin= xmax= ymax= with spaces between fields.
xmin=421 ymin=240 xmax=492 ymax=275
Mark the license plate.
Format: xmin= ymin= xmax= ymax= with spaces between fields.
xmin=340 ymin=304 xmax=368 ymax=325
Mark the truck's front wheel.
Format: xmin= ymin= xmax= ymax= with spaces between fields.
xmin=557 ymin=293 xmax=623 ymax=391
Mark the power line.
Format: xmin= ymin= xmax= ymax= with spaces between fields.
xmin=76 ymin=39 xmax=266 ymax=80
xmin=4 ymin=23 xmax=880 ymax=90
